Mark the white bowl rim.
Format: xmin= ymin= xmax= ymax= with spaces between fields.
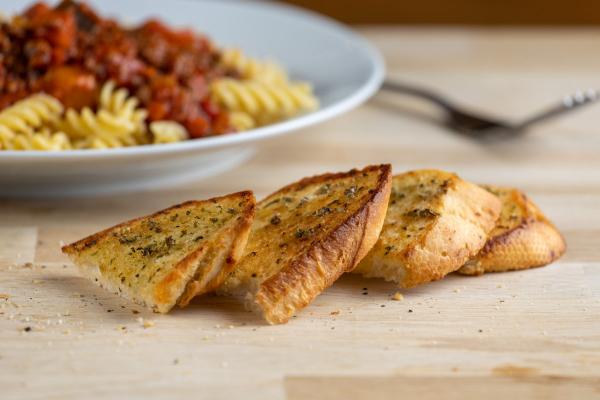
xmin=0 ymin=0 xmax=385 ymax=161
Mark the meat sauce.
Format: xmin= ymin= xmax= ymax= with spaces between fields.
xmin=0 ymin=0 xmax=234 ymax=137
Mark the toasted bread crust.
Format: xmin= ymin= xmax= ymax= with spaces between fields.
xmin=458 ymin=187 xmax=566 ymax=275
xmin=62 ymin=191 xmax=255 ymax=313
xmin=220 ymin=165 xmax=392 ymax=324
xmin=255 ymin=165 xmax=392 ymax=324
xmin=354 ymin=170 xmax=501 ymax=288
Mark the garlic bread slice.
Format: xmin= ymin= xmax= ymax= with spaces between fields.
xmin=458 ymin=186 xmax=566 ymax=275
xmin=220 ymin=165 xmax=392 ymax=324
xmin=353 ymin=170 xmax=501 ymax=288
xmin=62 ymin=191 xmax=255 ymax=313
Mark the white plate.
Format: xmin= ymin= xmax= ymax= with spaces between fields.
xmin=0 ymin=0 xmax=384 ymax=197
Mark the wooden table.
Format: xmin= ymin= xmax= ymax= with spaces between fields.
xmin=2 ymin=28 xmax=599 ymax=400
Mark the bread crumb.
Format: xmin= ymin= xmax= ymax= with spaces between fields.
xmin=391 ymin=292 xmax=404 ymax=301
xmin=137 ymin=317 xmax=155 ymax=328
xmin=330 ymin=310 xmax=340 ymax=315
xmin=0 ymin=294 xmax=9 ymax=300
xmin=454 ymin=288 xmax=461 ymax=293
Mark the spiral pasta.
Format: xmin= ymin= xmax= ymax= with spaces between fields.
xmin=150 ymin=121 xmax=188 ymax=144
xmin=57 ymin=108 xmax=140 ymax=148
xmin=214 ymin=49 xmax=319 ymax=130
xmin=0 ymin=48 xmax=319 ymax=150
xmin=55 ymin=81 xmax=150 ymax=149
xmin=229 ymin=111 xmax=256 ymax=131
xmin=0 ymin=94 xmax=63 ymax=136
xmin=221 ymin=48 xmax=288 ymax=84
xmin=99 ymin=81 xmax=148 ymax=124
xmin=210 ymin=78 xmax=318 ymax=127
xmin=9 ymin=129 xmax=72 ymax=151
xmin=0 ymin=93 xmax=67 ymax=150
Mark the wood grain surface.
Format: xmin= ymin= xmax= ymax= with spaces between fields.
xmin=1 ymin=28 xmax=599 ymax=400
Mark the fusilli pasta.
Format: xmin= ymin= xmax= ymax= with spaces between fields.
xmin=0 ymin=48 xmax=319 ymax=150
xmin=99 ymin=80 xmax=148 ymax=124
xmin=150 ymin=121 xmax=188 ymax=144
xmin=221 ymin=48 xmax=288 ymax=84
xmin=9 ymin=129 xmax=72 ymax=151
xmin=0 ymin=93 xmax=66 ymax=150
xmin=55 ymin=81 xmax=150 ymax=149
xmin=229 ymin=111 xmax=256 ymax=131
xmin=0 ymin=94 xmax=63 ymax=136
xmin=214 ymin=49 xmax=319 ymax=130
xmin=210 ymin=78 xmax=318 ymax=127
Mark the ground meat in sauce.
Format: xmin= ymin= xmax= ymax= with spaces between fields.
xmin=0 ymin=0 xmax=237 ymax=137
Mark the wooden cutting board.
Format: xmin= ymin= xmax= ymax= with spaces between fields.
xmin=1 ymin=28 xmax=600 ymax=400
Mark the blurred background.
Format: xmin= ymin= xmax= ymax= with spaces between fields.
xmin=282 ymin=0 xmax=600 ymax=25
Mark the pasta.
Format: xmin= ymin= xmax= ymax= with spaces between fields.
xmin=56 ymin=81 xmax=150 ymax=149
xmin=221 ymin=48 xmax=288 ymax=84
xmin=210 ymin=78 xmax=319 ymax=127
xmin=150 ymin=121 xmax=188 ymax=144
xmin=0 ymin=94 xmax=65 ymax=150
xmin=214 ymin=49 xmax=319 ymax=130
xmin=0 ymin=94 xmax=63 ymax=136
xmin=10 ymin=129 xmax=72 ymax=151
xmin=229 ymin=111 xmax=256 ymax=131
xmin=1 ymin=2 xmax=320 ymax=151
xmin=0 ymin=71 xmax=318 ymax=151
xmin=99 ymin=81 xmax=148 ymax=125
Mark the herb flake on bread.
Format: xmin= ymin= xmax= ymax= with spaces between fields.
xmin=220 ymin=165 xmax=392 ymax=324
xmin=353 ymin=169 xmax=501 ymax=288
xmin=62 ymin=191 xmax=256 ymax=313
xmin=458 ymin=185 xmax=566 ymax=275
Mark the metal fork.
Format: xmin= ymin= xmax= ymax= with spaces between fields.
xmin=382 ymin=80 xmax=599 ymax=139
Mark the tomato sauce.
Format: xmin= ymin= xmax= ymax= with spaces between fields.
xmin=0 ymin=0 xmax=235 ymax=137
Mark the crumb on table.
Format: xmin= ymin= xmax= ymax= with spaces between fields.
xmin=391 ymin=292 xmax=404 ymax=301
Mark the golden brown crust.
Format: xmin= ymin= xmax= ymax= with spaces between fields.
xmin=62 ymin=191 xmax=256 ymax=313
xmin=458 ymin=187 xmax=566 ymax=275
xmin=221 ymin=164 xmax=392 ymax=324
xmin=255 ymin=166 xmax=391 ymax=324
xmin=354 ymin=170 xmax=501 ymax=288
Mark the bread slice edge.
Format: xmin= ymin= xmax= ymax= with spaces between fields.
xmin=62 ymin=191 xmax=255 ymax=313
xmin=458 ymin=189 xmax=566 ymax=275
xmin=354 ymin=174 xmax=502 ymax=288
xmin=251 ymin=164 xmax=392 ymax=324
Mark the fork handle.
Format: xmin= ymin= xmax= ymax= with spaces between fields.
xmin=515 ymin=89 xmax=599 ymax=130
